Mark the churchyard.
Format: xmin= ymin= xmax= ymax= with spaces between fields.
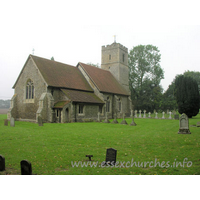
xmin=0 ymin=113 xmax=200 ymax=175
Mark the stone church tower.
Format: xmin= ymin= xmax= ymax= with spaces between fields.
xmin=101 ymin=42 xmax=130 ymax=93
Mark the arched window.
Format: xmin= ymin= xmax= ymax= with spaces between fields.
xmin=118 ymin=98 xmax=122 ymax=112
xmin=26 ymin=80 xmax=34 ymax=99
xmin=106 ymin=97 xmax=110 ymax=112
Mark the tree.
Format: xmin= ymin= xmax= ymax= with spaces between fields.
xmin=129 ymin=45 xmax=164 ymax=112
xmin=174 ymin=75 xmax=199 ymax=118
xmin=51 ymin=57 xmax=55 ymax=61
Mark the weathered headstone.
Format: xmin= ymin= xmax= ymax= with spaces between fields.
xmin=197 ymin=122 xmax=200 ymax=127
xmin=155 ymin=112 xmax=158 ymax=119
xmin=105 ymin=148 xmax=117 ymax=165
xmin=130 ymin=110 xmax=133 ymax=117
xmin=169 ymin=111 xmax=172 ymax=119
xmin=134 ymin=110 xmax=137 ymax=118
xmin=143 ymin=110 xmax=146 ymax=118
xmin=38 ymin=116 xmax=43 ymax=126
xmin=130 ymin=114 xmax=137 ymax=126
xmin=174 ymin=114 xmax=179 ymax=120
xmin=103 ymin=112 xmax=110 ymax=123
xmin=162 ymin=112 xmax=165 ymax=119
xmin=148 ymin=112 xmax=151 ymax=118
xmin=10 ymin=117 xmax=15 ymax=127
xmin=97 ymin=112 xmax=101 ymax=122
xmin=178 ymin=113 xmax=191 ymax=134
xmin=20 ymin=160 xmax=32 ymax=175
xmin=139 ymin=110 xmax=142 ymax=118
xmin=120 ymin=113 xmax=128 ymax=125
xmin=111 ymin=113 xmax=118 ymax=124
xmin=4 ymin=119 xmax=8 ymax=126
xmin=0 ymin=155 xmax=5 ymax=171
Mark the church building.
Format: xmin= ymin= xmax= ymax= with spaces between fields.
xmin=8 ymin=42 xmax=132 ymax=123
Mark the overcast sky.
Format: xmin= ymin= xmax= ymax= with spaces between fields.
xmin=0 ymin=0 xmax=200 ymax=100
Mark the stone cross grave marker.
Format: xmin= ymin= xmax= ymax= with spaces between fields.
xmin=120 ymin=113 xmax=128 ymax=125
xmin=148 ymin=112 xmax=151 ymax=118
xmin=135 ymin=110 xmax=137 ymax=118
xmin=139 ymin=110 xmax=142 ymax=118
xmin=105 ymin=148 xmax=117 ymax=166
xmin=143 ymin=110 xmax=146 ymax=118
xmin=130 ymin=114 xmax=137 ymax=126
xmin=155 ymin=112 xmax=158 ymax=119
xmin=97 ymin=112 xmax=100 ymax=122
xmin=103 ymin=112 xmax=110 ymax=123
xmin=169 ymin=111 xmax=172 ymax=119
xmin=0 ymin=155 xmax=5 ymax=171
xmin=4 ymin=119 xmax=8 ymax=126
xmin=112 ymin=113 xmax=118 ymax=124
xmin=10 ymin=117 xmax=15 ymax=127
xmin=130 ymin=110 xmax=133 ymax=117
xmin=178 ymin=113 xmax=191 ymax=134
xmin=20 ymin=160 xmax=32 ymax=175
xmin=162 ymin=112 xmax=165 ymax=119
xmin=38 ymin=116 xmax=43 ymax=126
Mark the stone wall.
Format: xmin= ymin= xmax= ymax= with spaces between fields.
xmin=9 ymin=56 xmax=47 ymax=121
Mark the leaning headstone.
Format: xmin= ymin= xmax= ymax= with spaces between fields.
xmin=37 ymin=116 xmax=43 ymax=126
xmin=105 ymin=148 xmax=117 ymax=165
xmin=169 ymin=111 xmax=172 ymax=119
xmin=4 ymin=119 xmax=8 ymax=126
xmin=178 ymin=113 xmax=191 ymax=134
xmin=20 ymin=160 xmax=32 ymax=175
xmin=143 ymin=110 xmax=146 ymax=118
xmin=10 ymin=117 xmax=15 ymax=127
xmin=103 ymin=112 xmax=110 ymax=123
xmin=111 ymin=113 xmax=118 ymax=124
xmin=0 ymin=155 xmax=5 ymax=171
xmin=155 ymin=112 xmax=158 ymax=119
xmin=134 ymin=110 xmax=137 ymax=118
xmin=162 ymin=112 xmax=165 ymax=119
xmin=174 ymin=114 xmax=179 ymax=120
xmin=139 ymin=110 xmax=142 ymax=118
xmin=196 ymin=122 xmax=200 ymax=127
xmin=120 ymin=113 xmax=128 ymax=125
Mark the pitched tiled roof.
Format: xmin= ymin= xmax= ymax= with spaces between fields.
xmin=61 ymin=89 xmax=104 ymax=104
xmin=79 ymin=63 xmax=129 ymax=96
xmin=53 ymin=100 xmax=71 ymax=109
xmin=31 ymin=55 xmax=93 ymax=92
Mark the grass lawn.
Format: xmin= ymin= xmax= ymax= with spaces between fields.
xmin=0 ymin=114 xmax=200 ymax=175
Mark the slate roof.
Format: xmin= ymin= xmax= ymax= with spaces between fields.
xmin=53 ymin=100 xmax=71 ymax=109
xmin=79 ymin=62 xmax=129 ymax=96
xmin=31 ymin=55 xmax=93 ymax=92
xmin=61 ymin=89 xmax=104 ymax=104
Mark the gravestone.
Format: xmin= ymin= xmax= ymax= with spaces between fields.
xmin=148 ymin=112 xmax=151 ymax=118
xmin=197 ymin=122 xmax=200 ymax=127
xmin=135 ymin=110 xmax=137 ymax=118
xmin=155 ymin=112 xmax=158 ymax=119
xmin=106 ymin=148 xmax=117 ymax=165
xmin=4 ymin=119 xmax=8 ymax=126
xmin=97 ymin=112 xmax=101 ymax=122
xmin=130 ymin=114 xmax=137 ymax=126
xmin=162 ymin=112 xmax=165 ymax=119
xmin=103 ymin=112 xmax=110 ymax=123
xmin=174 ymin=114 xmax=179 ymax=120
xmin=20 ymin=160 xmax=32 ymax=175
xmin=0 ymin=155 xmax=5 ymax=171
xmin=143 ymin=110 xmax=146 ymax=118
xmin=139 ymin=110 xmax=142 ymax=118
xmin=169 ymin=111 xmax=172 ymax=119
xmin=38 ymin=116 xmax=43 ymax=126
xmin=10 ymin=117 xmax=15 ymax=127
xmin=111 ymin=113 xmax=118 ymax=124
xmin=178 ymin=113 xmax=191 ymax=134
xmin=120 ymin=113 xmax=128 ymax=125
xmin=130 ymin=110 xmax=133 ymax=117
